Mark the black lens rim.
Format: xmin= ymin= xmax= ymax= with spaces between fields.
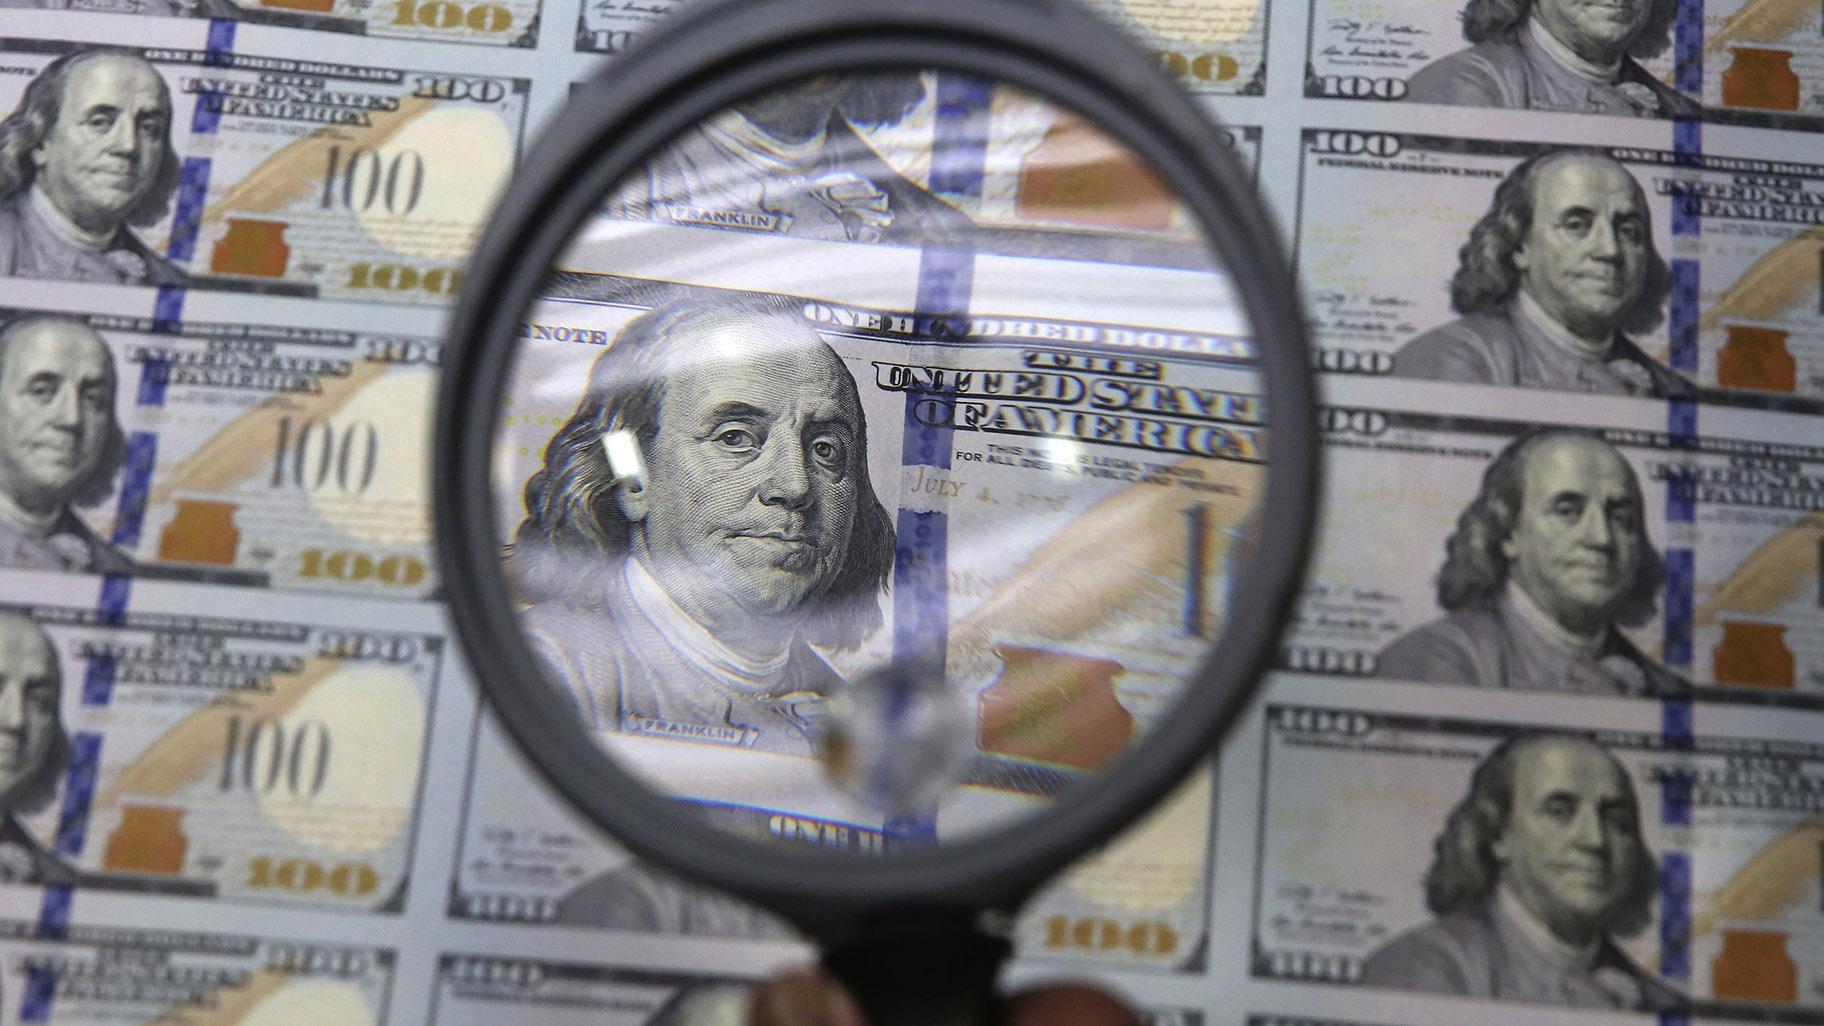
xmin=437 ymin=0 xmax=1318 ymax=926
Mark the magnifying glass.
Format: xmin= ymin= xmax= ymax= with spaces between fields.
xmin=435 ymin=0 xmax=1316 ymax=1021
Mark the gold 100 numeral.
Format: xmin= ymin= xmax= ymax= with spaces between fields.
xmin=220 ymin=715 xmax=331 ymax=799
xmin=299 ymin=548 xmax=428 ymax=587
xmin=346 ymin=262 xmax=462 ymax=296
xmin=393 ymin=0 xmax=512 ymax=31
xmin=1041 ymin=916 xmax=1178 ymax=957
xmin=248 ymin=856 xmax=379 ymax=897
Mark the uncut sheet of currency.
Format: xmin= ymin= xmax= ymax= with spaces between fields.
xmin=4 ymin=0 xmax=1823 ymax=1022
xmin=0 ymin=294 xmax=438 ymax=595
xmin=1252 ymin=699 xmax=1824 ymax=1017
xmin=0 ymin=31 xmax=527 ymax=303
xmin=0 ymin=921 xmax=393 ymax=1025
xmin=0 ymin=570 xmax=443 ymax=911
xmin=1297 ymin=130 xmax=1824 ymax=403
xmin=1288 ymin=396 xmax=1824 ymax=699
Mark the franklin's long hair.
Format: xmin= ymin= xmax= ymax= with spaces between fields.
xmin=0 ymin=316 xmax=127 ymax=510
xmin=0 ymin=49 xmax=183 ymax=229
xmin=1424 ymin=731 xmax=1659 ymax=938
xmin=833 ymin=72 xmax=929 ymax=130
xmin=0 ymin=613 xmax=71 ymax=818
xmin=510 ymin=296 xmax=895 ymax=650
xmin=1449 ymin=149 xmax=1673 ymax=336
xmin=1459 ymin=0 xmax=1677 ymax=59
xmin=1435 ymin=428 xmax=1663 ymax=625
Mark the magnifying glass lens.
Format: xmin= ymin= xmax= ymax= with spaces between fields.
xmin=489 ymin=69 xmax=1265 ymax=855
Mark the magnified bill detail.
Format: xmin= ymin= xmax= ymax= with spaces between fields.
xmin=491 ymin=69 xmax=1265 ymax=854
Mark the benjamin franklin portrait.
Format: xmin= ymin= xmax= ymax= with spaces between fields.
xmin=0 ymin=611 xmax=75 ymax=886
xmin=1392 ymin=149 xmax=1693 ymax=397
xmin=511 ymin=296 xmax=896 ymax=757
xmin=0 ymin=49 xmax=186 ymax=286
xmin=0 ymin=316 xmax=134 ymax=575
xmin=1364 ymin=732 xmax=1680 ymax=1011
xmin=1377 ymin=428 xmax=1687 ymax=697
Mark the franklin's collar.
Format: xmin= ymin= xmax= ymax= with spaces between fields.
xmin=1516 ymin=289 xmax=1617 ymax=361
xmin=1528 ymin=16 xmax=1624 ymax=80
xmin=622 ymin=553 xmax=793 ymax=693
xmin=1504 ymin=579 xmax=1608 ymax=658
xmin=0 ymin=487 xmax=61 ymax=538
xmin=27 ymin=185 xmax=118 ymax=252
xmin=1496 ymin=883 xmax=1605 ymax=971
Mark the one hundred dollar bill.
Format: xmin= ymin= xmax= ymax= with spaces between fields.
xmin=452 ymin=708 xmax=1217 ymax=972
xmin=1287 ymin=400 xmax=1824 ymax=700
xmin=31 ymin=0 xmax=538 ymax=48
xmin=1302 ymin=0 xmax=1824 ymax=127
xmin=589 ymin=70 xmax=1259 ymax=267
xmin=575 ymin=0 xmax=1266 ymax=101
xmin=498 ymin=230 xmax=1260 ymax=826
xmin=0 ymin=921 xmax=392 ymax=1025
xmin=1252 ymin=701 xmax=1824 ymax=1018
xmin=0 ymin=38 xmax=527 ymax=303
xmin=1296 ymin=130 xmax=1824 ymax=406
xmin=1302 ymin=0 xmax=1679 ymax=116
xmin=0 ymin=301 xmax=438 ymax=597
xmin=431 ymin=952 xmax=1206 ymax=1024
xmin=431 ymin=955 xmax=753 ymax=1026
xmin=0 ymin=572 xmax=443 ymax=912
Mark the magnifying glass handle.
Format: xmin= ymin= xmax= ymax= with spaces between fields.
xmin=822 ymin=916 xmax=1011 ymax=1026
